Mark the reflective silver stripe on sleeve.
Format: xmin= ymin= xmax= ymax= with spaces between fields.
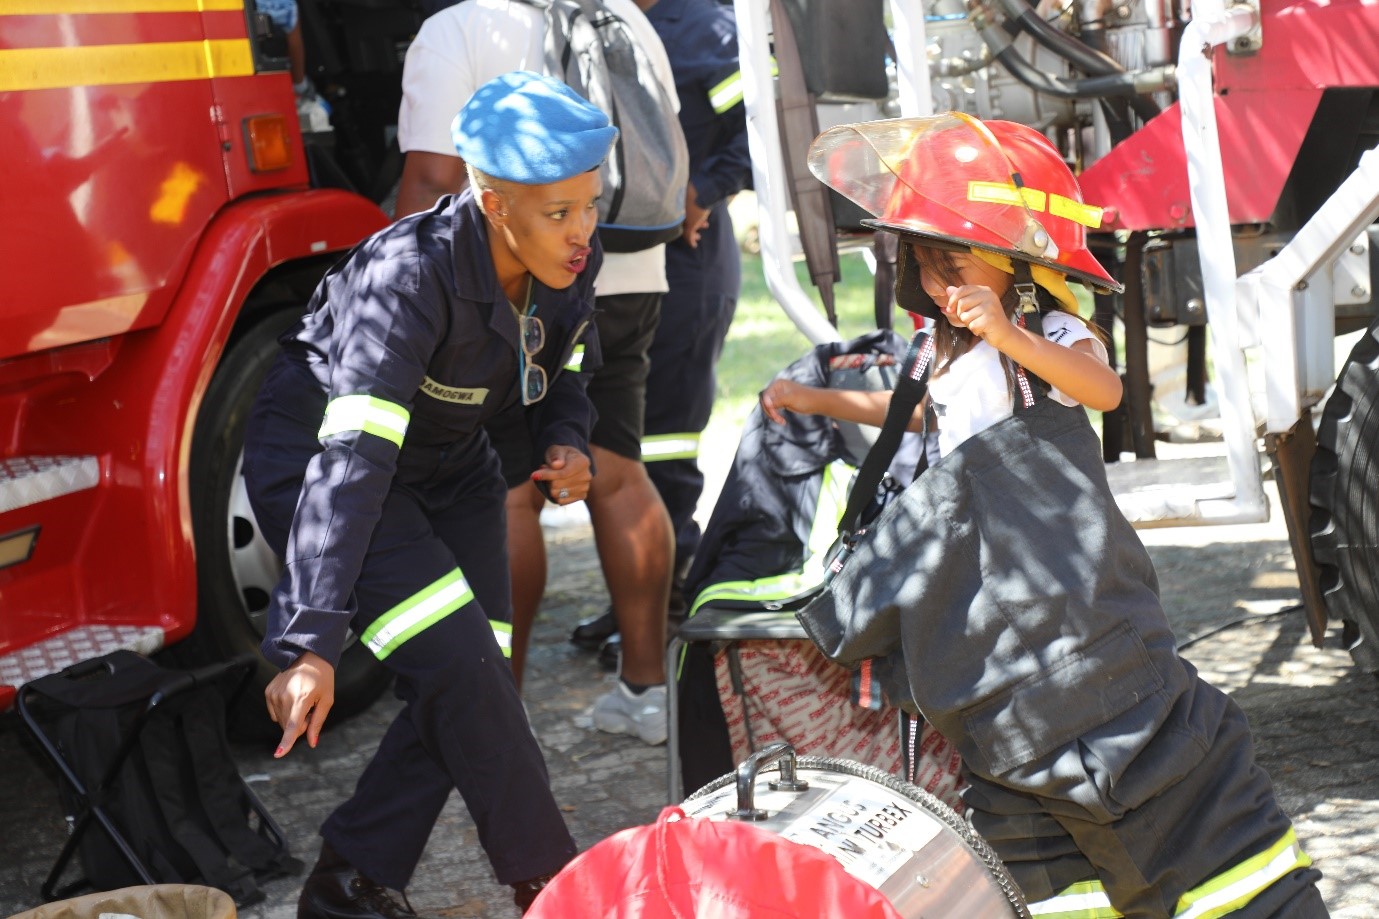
xmin=319 ymin=394 xmax=410 ymax=447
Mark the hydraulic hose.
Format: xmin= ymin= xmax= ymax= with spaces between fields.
xmin=991 ymin=0 xmax=1163 ymax=119
xmin=971 ymin=9 xmax=1175 ymax=103
xmin=994 ymin=0 xmax=1122 ymax=76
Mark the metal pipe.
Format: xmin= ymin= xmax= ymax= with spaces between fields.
xmin=1178 ymin=0 xmax=1269 ymax=524
xmin=734 ymin=0 xmax=839 ymax=345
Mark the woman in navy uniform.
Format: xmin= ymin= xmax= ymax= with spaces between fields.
xmin=243 ymin=72 xmax=610 ymax=917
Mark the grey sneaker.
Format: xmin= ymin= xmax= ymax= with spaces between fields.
xmin=592 ymin=682 xmax=667 ymax=745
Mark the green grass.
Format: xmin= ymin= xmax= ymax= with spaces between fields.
xmin=715 ymin=250 xmax=886 ymax=428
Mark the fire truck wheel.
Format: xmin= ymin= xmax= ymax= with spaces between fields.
xmin=179 ymin=308 xmax=394 ymax=740
xmin=1310 ymin=314 xmax=1379 ymax=675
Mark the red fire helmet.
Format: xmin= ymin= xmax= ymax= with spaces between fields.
xmin=807 ymin=112 xmax=1122 ymax=293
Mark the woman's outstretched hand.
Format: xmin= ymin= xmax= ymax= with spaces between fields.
xmin=265 ymin=650 xmax=335 ymax=758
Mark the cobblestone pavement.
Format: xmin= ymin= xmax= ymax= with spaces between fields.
xmin=2 ymin=480 xmax=1377 ymax=918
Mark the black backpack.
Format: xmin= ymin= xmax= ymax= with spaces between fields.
xmin=517 ymin=0 xmax=690 ymax=251
xmin=25 ymin=652 xmax=301 ymax=907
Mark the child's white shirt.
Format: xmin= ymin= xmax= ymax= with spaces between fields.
xmin=927 ymin=312 xmax=1108 ymax=458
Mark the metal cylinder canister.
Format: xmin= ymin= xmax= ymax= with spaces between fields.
xmin=681 ymin=742 xmax=1029 ymax=918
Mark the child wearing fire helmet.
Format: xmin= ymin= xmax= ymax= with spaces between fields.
xmin=779 ymin=113 xmax=1329 ymax=918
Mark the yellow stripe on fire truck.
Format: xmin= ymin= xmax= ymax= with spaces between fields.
xmin=0 ymin=39 xmax=254 ymax=92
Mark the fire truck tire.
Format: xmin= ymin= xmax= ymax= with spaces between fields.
xmin=179 ymin=308 xmax=394 ymax=740
xmin=1310 ymin=314 xmax=1379 ymax=675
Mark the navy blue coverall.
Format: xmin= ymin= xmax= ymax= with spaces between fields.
xmin=242 ymin=190 xmax=597 ymax=890
xmin=642 ymin=0 xmax=752 ymax=571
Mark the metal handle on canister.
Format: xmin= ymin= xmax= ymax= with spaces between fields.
xmin=728 ymin=741 xmax=810 ymax=821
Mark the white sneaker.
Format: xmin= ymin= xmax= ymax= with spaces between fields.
xmin=592 ymin=682 xmax=667 ymax=745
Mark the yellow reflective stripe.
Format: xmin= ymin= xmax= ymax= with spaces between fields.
xmin=362 ymin=569 xmax=474 ymax=661
xmin=1049 ymin=193 xmax=1104 ymax=229
xmin=1 ymin=1 xmax=244 ymax=11
xmin=806 ymin=460 xmax=852 ymax=562
xmin=709 ymin=70 xmax=743 ymax=113
xmin=319 ymin=395 xmax=410 ymax=447
xmin=564 ymin=344 xmax=585 ymax=372
xmin=642 ymin=433 xmax=701 ymax=462
xmin=491 ymin=620 xmax=513 ymax=659
xmin=0 ymin=39 xmax=253 ymax=92
xmin=966 ymin=181 xmax=1104 ymax=229
xmin=1028 ymin=880 xmax=1121 ymax=918
xmin=686 ymin=461 xmax=853 ymax=617
xmin=1174 ymin=829 xmax=1310 ymax=919
xmin=708 ymin=59 xmax=777 ymax=113
xmin=968 ymin=180 xmax=1047 ymax=212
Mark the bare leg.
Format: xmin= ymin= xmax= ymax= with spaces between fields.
xmin=586 ymin=446 xmax=673 ymax=685
xmin=506 ymin=481 xmax=547 ymax=690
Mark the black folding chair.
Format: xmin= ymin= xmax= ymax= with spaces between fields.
xmin=16 ymin=650 xmax=288 ymax=902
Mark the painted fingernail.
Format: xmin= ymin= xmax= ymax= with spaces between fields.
xmin=274 ymin=745 xmax=286 ymax=757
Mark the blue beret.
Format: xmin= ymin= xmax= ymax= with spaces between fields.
xmin=451 ymin=71 xmax=618 ymax=185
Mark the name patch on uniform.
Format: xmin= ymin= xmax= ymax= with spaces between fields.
xmin=420 ymin=377 xmax=488 ymax=405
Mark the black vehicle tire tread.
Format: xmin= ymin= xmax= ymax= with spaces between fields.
xmin=1309 ymin=315 xmax=1379 ymax=673
xmin=169 ymin=308 xmax=393 ymax=740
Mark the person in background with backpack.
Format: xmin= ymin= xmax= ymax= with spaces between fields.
xmin=570 ymin=0 xmax=752 ymax=660
xmin=244 ymin=72 xmax=608 ymax=918
xmin=394 ymin=0 xmax=683 ymax=745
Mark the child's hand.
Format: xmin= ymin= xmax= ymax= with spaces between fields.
xmin=760 ymin=379 xmax=814 ymax=424
xmin=943 ymin=285 xmax=1014 ymax=349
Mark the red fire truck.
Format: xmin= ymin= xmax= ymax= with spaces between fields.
xmin=0 ymin=0 xmax=422 ymax=728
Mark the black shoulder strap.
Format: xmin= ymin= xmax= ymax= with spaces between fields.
xmin=178 ymin=690 xmax=300 ymax=879
xmin=838 ymin=329 xmax=934 ymax=538
xmin=139 ymin=703 xmax=262 ymax=905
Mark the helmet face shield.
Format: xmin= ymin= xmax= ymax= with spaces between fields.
xmin=807 ymin=113 xmax=1121 ymax=293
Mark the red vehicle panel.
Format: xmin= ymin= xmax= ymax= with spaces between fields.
xmin=0 ymin=1 xmax=389 ymax=705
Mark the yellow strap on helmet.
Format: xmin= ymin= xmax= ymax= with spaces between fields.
xmin=969 ymin=248 xmax=1082 ymax=315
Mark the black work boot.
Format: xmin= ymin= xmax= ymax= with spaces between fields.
xmin=511 ymin=873 xmax=555 ymax=914
xmin=298 ymin=842 xmax=427 ymax=919
xmin=570 ymin=607 xmax=617 ymax=650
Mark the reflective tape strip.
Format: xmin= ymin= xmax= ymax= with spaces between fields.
xmin=2 ymin=1 xmax=244 ymax=11
xmin=564 ymin=344 xmax=585 ymax=372
xmin=709 ymin=70 xmax=743 ymax=113
xmin=1175 ymin=829 xmax=1310 ymax=919
xmin=491 ymin=621 xmax=513 ymax=659
xmin=0 ymin=39 xmax=254 ymax=93
xmin=686 ymin=460 xmax=854 ymax=617
xmin=642 ymin=433 xmax=700 ymax=462
xmin=362 ymin=569 xmax=474 ymax=661
xmin=968 ymin=181 xmax=1047 ymax=212
xmin=319 ymin=395 xmax=410 ymax=447
xmin=1026 ymin=829 xmax=1310 ymax=919
xmin=966 ymin=181 xmax=1104 ymax=229
xmin=1027 ymin=881 xmax=1119 ymax=918
xmin=708 ymin=59 xmax=777 ymax=113
xmin=1049 ymin=193 xmax=1104 ymax=229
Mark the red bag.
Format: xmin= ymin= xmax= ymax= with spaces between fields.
xmin=526 ymin=806 xmax=903 ymax=918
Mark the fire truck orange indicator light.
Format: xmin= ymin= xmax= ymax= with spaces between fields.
xmin=244 ymin=114 xmax=292 ymax=172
